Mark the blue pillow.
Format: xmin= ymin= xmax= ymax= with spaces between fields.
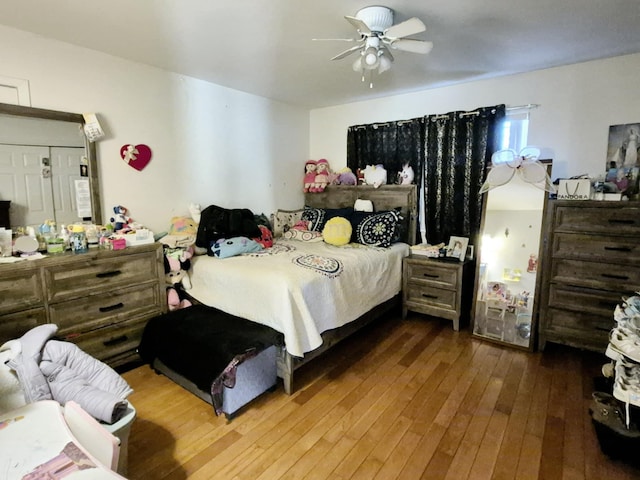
xmin=210 ymin=236 xmax=263 ymax=258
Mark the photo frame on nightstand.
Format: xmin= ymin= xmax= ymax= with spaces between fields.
xmin=446 ymin=236 xmax=469 ymax=262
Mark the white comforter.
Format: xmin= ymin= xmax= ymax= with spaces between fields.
xmin=188 ymin=239 xmax=410 ymax=357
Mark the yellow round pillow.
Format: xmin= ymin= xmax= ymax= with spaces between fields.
xmin=322 ymin=216 xmax=352 ymax=246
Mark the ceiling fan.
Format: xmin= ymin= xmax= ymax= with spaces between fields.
xmin=314 ymin=6 xmax=433 ymax=87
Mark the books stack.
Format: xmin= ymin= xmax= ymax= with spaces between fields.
xmin=410 ymin=243 xmax=444 ymax=258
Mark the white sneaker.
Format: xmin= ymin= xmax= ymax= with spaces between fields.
xmin=613 ymin=376 xmax=640 ymax=428
xmin=609 ymin=327 xmax=640 ymax=363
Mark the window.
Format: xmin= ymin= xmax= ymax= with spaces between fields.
xmin=499 ymin=111 xmax=529 ymax=153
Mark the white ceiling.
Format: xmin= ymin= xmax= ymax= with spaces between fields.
xmin=2 ymin=0 xmax=640 ymax=109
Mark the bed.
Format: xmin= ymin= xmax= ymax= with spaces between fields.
xmin=149 ymin=185 xmax=417 ymax=397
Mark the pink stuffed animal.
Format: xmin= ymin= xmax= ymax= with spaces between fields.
xmin=303 ymin=160 xmax=317 ymax=193
xmin=312 ymin=158 xmax=331 ymax=193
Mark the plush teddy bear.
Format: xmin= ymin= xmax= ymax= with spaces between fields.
xmin=363 ymin=164 xmax=388 ymax=188
xmin=110 ymin=205 xmax=132 ymax=232
xmin=336 ymin=167 xmax=357 ymax=185
xmin=164 ymin=246 xmax=194 ymax=310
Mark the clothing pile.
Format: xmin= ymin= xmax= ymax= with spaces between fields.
xmin=0 ymin=324 xmax=132 ymax=424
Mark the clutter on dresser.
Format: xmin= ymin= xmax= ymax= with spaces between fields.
xmin=410 ymin=242 xmax=445 ymax=258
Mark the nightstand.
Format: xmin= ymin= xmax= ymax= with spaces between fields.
xmin=402 ymin=255 xmax=473 ymax=330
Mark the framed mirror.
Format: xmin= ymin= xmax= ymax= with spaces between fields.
xmin=0 ymin=102 xmax=102 ymax=228
xmin=471 ymin=160 xmax=552 ymax=350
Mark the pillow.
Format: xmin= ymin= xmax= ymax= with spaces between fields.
xmin=283 ymin=229 xmax=323 ymax=242
xmin=302 ymin=206 xmax=354 ymax=232
xmin=351 ymin=209 xmax=402 ymax=248
xmin=354 ymin=199 xmax=373 ymax=212
xmin=270 ymin=209 xmax=303 ymax=237
xmin=210 ymin=236 xmax=263 ymax=258
xmin=168 ymin=216 xmax=198 ymax=236
xmin=322 ymin=217 xmax=352 ymax=246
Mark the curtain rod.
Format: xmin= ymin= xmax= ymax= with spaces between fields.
xmin=506 ymin=103 xmax=540 ymax=111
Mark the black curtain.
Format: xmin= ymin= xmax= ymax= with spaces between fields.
xmin=346 ymin=117 xmax=424 ymax=184
xmin=421 ymin=105 xmax=505 ymax=246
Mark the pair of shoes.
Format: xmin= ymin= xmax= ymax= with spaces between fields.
xmin=609 ymin=327 xmax=640 ymax=363
xmin=590 ymin=391 xmax=639 ymax=435
xmin=614 ymin=304 xmax=640 ymax=335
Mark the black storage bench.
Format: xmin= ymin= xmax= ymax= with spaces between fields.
xmin=138 ymin=305 xmax=283 ymax=419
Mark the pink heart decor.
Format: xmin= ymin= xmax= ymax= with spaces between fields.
xmin=120 ymin=144 xmax=152 ymax=171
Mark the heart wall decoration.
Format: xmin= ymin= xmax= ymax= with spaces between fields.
xmin=120 ymin=144 xmax=152 ymax=171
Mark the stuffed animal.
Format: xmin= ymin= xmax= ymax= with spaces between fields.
xmin=110 ymin=205 xmax=132 ymax=232
xmin=363 ymin=164 xmax=388 ymax=188
xmin=397 ymin=163 xmax=415 ymax=185
xmin=311 ymin=158 xmax=331 ymax=192
xmin=164 ymin=246 xmax=194 ymax=310
xmin=336 ymin=167 xmax=358 ymax=185
xmin=303 ymin=160 xmax=317 ymax=193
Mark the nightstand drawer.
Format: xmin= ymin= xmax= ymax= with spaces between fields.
xmin=45 ymin=251 xmax=160 ymax=303
xmin=405 ymin=260 xmax=459 ymax=289
xmin=406 ymin=284 xmax=457 ymax=310
xmin=50 ymin=283 xmax=162 ymax=334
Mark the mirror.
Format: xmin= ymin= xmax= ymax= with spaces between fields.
xmin=0 ymin=102 xmax=102 ymax=229
xmin=471 ymin=160 xmax=552 ymax=350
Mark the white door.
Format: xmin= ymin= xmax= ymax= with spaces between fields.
xmin=50 ymin=146 xmax=86 ymax=226
xmin=0 ymin=144 xmax=52 ymax=227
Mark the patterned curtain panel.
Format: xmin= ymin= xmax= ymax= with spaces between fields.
xmin=421 ymin=105 xmax=505 ymax=246
xmin=346 ymin=117 xmax=424 ymax=184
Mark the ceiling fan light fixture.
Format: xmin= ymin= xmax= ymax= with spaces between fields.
xmin=363 ymin=47 xmax=380 ymax=69
xmin=378 ymin=54 xmax=392 ymax=74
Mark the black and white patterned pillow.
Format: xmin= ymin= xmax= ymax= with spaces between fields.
xmin=270 ymin=209 xmax=303 ymax=237
xmin=301 ymin=206 xmax=326 ymax=232
xmin=354 ymin=209 xmax=402 ymax=248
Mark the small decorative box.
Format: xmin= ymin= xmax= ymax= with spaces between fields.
xmin=111 ymin=238 xmax=127 ymax=250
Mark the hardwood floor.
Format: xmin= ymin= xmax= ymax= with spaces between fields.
xmin=121 ymin=313 xmax=640 ymax=479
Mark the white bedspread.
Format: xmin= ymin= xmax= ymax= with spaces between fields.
xmin=187 ymin=239 xmax=410 ymax=357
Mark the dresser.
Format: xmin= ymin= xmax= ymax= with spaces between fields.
xmin=538 ymin=200 xmax=640 ymax=352
xmin=402 ymin=256 xmax=473 ymax=330
xmin=0 ymin=243 xmax=166 ymax=367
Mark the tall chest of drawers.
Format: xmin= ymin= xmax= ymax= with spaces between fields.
xmin=538 ymin=201 xmax=640 ymax=352
xmin=0 ymin=243 xmax=166 ymax=367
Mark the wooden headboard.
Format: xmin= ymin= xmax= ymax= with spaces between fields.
xmin=304 ymin=184 xmax=418 ymax=245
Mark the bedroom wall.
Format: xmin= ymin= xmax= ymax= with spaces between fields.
xmin=0 ymin=25 xmax=309 ymax=233
xmin=309 ymin=52 xmax=640 ymax=182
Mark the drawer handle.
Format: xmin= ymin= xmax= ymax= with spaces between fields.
xmin=601 ymin=273 xmax=629 ymax=281
xmin=422 ymin=273 xmax=439 ymax=279
xmin=103 ymin=335 xmax=128 ymax=347
xmin=595 ymin=326 xmax=612 ymax=332
xmin=421 ymin=293 xmax=438 ymax=299
xmin=604 ymin=246 xmax=632 ymax=252
xmin=99 ymin=302 xmax=124 ymax=313
xmin=608 ymin=219 xmax=635 ymax=225
xmin=96 ymin=270 xmax=122 ymax=278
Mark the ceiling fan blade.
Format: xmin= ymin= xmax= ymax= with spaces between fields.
xmin=345 ymin=15 xmax=371 ymax=36
xmin=388 ymin=39 xmax=433 ymax=54
xmin=331 ymin=44 xmax=363 ymax=61
xmin=384 ymin=17 xmax=426 ymax=39
xmin=312 ymin=38 xmax=358 ymax=42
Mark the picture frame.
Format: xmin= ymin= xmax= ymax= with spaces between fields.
xmin=446 ymin=236 xmax=469 ymax=262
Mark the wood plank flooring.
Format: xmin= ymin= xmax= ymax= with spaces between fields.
xmin=121 ymin=312 xmax=640 ymax=479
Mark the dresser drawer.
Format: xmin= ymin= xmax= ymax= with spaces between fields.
xmin=50 ymin=283 xmax=162 ymax=334
xmin=65 ymin=317 xmax=148 ymax=364
xmin=542 ymin=307 xmax=611 ymax=350
xmin=550 ymin=258 xmax=640 ymax=292
xmin=554 ymin=204 xmax=640 ymax=235
xmin=553 ymin=233 xmax=640 ymax=264
xmin=548 ymin=284 xmax=626 ymax=317
xmin=405 ymin=260 xmax=459 ymax=289
xmin=45 ymin=251 xmax=160 ymax=302
xmin=0 ymin=265 xmax=44 ymax=315
xmin=0 ymin=308 xmax=47 ymax=343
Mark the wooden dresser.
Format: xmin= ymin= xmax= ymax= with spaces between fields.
xmin=402 ymin=256 xmax=473 ymax=330
xmin=0 ymin=243 xmax=166 ymax=367
xmin=538 ymin=200 xmax=640 ymax=352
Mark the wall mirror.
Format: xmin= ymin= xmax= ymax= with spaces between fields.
xmin=0 ymin=102 xmax=102 ymax=228
xmin=471 ymin=160 xmax=552 ymax=350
